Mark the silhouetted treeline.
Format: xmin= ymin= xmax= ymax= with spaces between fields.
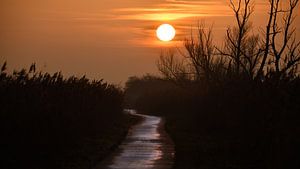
xmin=0 ymin=63 xmax=133 ymax=169
xmin=124 ymin=75 xmax=179 ymax=112
xmin=125 ymin=0 xmax=300 ymax=168
xmin=126 ymin=73 xmax=300 ymax=169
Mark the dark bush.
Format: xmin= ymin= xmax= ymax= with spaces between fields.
xmin=0 ymin=63 xmax=127 ymax=169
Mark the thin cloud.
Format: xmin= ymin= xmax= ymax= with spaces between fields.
xmin=110 ymin=0 xmax=232 ymax=47
xmin=114 ymin=13 xmax=213 ymax=21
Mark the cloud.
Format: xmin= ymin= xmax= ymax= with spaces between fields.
xmin=114 ymin=13 xmax=212 ymax=21
xmin=108 ymin=0 xmax=232 ymax=47
xmin=114 ymin=0 xmax=229 ymax=22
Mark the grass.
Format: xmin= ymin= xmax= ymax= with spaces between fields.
xmin=0 ymin=63 xmax=140 ymax=169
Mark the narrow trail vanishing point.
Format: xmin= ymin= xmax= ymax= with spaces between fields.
xmin=94 ymin=110 xmax=174 ymax=169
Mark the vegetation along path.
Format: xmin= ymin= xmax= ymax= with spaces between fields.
xmin=95 ymin=110 xmax=174 ymax=169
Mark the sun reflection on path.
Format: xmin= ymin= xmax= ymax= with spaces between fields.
xmin=95 ymin=110 xmax=174 ymax=169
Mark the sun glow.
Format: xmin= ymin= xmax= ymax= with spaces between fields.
xmin=156 ymin=24 xmax=176 ymax=42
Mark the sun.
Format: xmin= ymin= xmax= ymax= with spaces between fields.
xmin=156 ymin=24 xmax=176 ymax=42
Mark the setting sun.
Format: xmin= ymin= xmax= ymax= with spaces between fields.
xmin=156 ymin=24 xmax=176 ymax=42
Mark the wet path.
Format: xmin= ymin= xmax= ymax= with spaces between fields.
xmin=95 ymin=110 xmax=174 ymax=169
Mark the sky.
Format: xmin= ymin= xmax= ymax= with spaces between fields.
xmin=1 ymin=0 xmax=299 ymax=84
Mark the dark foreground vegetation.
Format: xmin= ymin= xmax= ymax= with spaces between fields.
xmin=0 ymin=63 xmax=138 ymax=169
xmin=126 ymin=75 xmax=300 ymax=169
xmin=125 ymin=0 xmax=300 ymax=169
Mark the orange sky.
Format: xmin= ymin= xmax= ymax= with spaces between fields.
xmin=1 ymin=0 xmax=299 ymax=84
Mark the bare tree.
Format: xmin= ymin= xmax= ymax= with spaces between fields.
xmin=229 ymin=0 xmax=254 ymax=74
xmin=183 ymin=23 xmax=215 ymax=81
xmin=157 ymin=23 xmax=217 ymax=83
xmin=216 ymin=0 xmax=263 ymax=79
xmin=156 ymin=49 xmax=189 ymax=82
xmin=158 ymin=0 xmax=300 ymax=84
xmin=256 ymin=0 xmax=300 ymax=81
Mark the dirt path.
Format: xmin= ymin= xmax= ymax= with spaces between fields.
xmin=94 ymin=110 xmax=174 ymax=169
